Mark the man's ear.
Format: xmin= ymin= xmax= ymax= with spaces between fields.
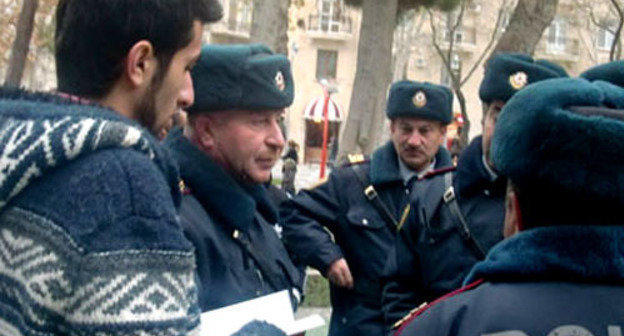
xmin=191 ymin=115 xmax=216 ymax=150
xmin=503 ymin=184 xmax=523 ymax=238
xmin=125 ymin=40 xmax=157 ymax=88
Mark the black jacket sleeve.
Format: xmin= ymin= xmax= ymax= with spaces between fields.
xmin=280 ymin=173 xmax=345 ymax=275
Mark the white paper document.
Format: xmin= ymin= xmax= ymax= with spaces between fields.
xmin=200 ymin=290 xmax=325 ymax=336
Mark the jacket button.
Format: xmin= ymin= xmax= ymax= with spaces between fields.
xmin=342 ymin=317 xmax=348 ymax=324
xmin=362 ymin=218 xmax=368 ymax=225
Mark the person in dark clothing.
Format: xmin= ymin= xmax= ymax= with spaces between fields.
xmin=383 ymin=53 xmax=568 ymax=332
xmin=396 ymin=76 xmax=624 ymax=336
xmin=282 ymin=139 xmax=299 ymax=164
xmin=166 ymin=44 xmax=303 ymax=313
xmin=280 ymin=81 xmax=454 ymax=336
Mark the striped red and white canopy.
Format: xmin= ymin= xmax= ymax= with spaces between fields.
xmin=303 ymin=96 xmax=343 ymax=122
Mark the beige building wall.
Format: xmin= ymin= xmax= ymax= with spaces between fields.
xmin=208 ymin=0 xmax=623 ymax=154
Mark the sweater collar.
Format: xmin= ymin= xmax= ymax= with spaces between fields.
xmin=464 ymin=225 xmax=624 ymax=285
xmin=166 ymin=128 xmax=277 ymax=231
xmin=0 ymin=88 xmax=180 ymax=209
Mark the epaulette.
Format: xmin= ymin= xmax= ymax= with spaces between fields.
xmin=339 ymin=153 xmax=370 ymax=167
xmin=392 ymin=302 xmax=428 ymax=330
xmin=394 ymin=279 xmax=485 ymax=334
xmin=419 ymin=166 xmax=456 ymax=181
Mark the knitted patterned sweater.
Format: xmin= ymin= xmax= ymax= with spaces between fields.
xmin=0 ymin=89 xmax=200 ymax=336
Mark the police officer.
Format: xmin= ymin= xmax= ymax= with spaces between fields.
xmin=396 ymin=75 xmax=624 ymax=336
xmin=383 ymin=54 xmax=567 ymax=331
xmin=166 ymin=44 xmax=303 ymax=311
xmin=280 ymin=81 xmax=454 ymax=336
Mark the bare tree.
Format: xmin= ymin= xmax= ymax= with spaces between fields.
xmin=339 ymin=0 xmax=460 ymax=158
xmin=250 ymin=0 xmax=290 ymax=54
xmin=4 ymin=0 xmax=39 ymax=87
xmin=577 ymin=0 xmax=624 ymax=61
xmin=491 ymin=0 xmax=559 ymax=55
xmin=429 ymin=0 xmax=513 ymax=147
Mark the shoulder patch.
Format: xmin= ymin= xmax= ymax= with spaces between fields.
xmin=394 ymin=279 xmax=485 ymax=335
xmin=419 ymin=166 xmax=456 ymax=181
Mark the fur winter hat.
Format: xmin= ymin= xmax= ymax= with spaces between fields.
xmin=581 ymin=60 xmax=624 ymax=88
xmin=491 ymin=77 xmax=624 ymax=209
xmin=386 ymin=80 xmax=453 ymax=124
xmin=188 ymin=44 xmax=294 ymax=113
xmin=479 ymin=53 xmax=567 ymax=104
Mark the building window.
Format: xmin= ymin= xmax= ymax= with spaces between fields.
xmin=440 ymin=53 xmax=461 ymax=87
xmin=547 ymin=17 xmax=567 ymax=53
xmin=316 ymin=49 xmax=338 ymax=80
xmin=597 ymin=27 xmax=616 ymax=51
xmin=319 ymin=0 xmax=343 ymax=32
xmin=226 ymin=0 xmax=252 ymax=32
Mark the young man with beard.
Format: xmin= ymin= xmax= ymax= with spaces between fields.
xmin=382 ymin=54 xmax=567 ymax=333
xmin=395 ymin=75 xmax=624 ymax=336
xmin=166 ymin=44 xmax=304 ymax=312
xmin=280 ymin=81 xmax=454 ymax=336
xmin=0 ymin=0 xmax=221 ymax=334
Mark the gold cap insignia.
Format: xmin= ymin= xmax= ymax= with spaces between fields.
xmin=275 ymin=71 xmax=286 ymax=91
xmin=412 ymin=91 xmax=427 ymax=108
xmin=509 ymin=71 xmax=528 ymax=90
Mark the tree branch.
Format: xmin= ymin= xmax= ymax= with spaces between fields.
xmin=610 ymin=0 xmax=624 ymax=60
xmin=460 ymin=0 xmax=509 ymax=86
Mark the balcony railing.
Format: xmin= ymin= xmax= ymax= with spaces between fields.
xmin=307 ymin=14 xmax=353 ymax=38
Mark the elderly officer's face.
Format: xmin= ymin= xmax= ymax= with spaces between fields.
xmin=390 ymin=117 xmax=446 ymax=172
xmin=482 ymin=100 xmax=506 ymax=168
xmin=203 ymin=109 xmax=285 ymax=183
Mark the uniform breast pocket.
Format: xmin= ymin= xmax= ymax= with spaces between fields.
xmin=345 ymin=206 xmax=386 ymax=230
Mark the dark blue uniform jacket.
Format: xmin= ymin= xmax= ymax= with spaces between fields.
xmin=383 ymin=136 xmax=505 ymax=330
xmin=280 ymin=141 xmax=452 ymax=336
xmin=396 ymin=225 xmax=624 ymax=336
xmin=166 ymin=129 xmax=304 ymax=312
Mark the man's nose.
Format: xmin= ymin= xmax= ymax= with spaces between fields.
xmin=179 ymin=72 xmax=194 ymax=108
xmin=407 ymin=132 xmax=424 ymax=147
xmin=267 ymin=118 xmax=285 ymax=149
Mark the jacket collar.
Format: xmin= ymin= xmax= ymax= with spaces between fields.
xmin=166 ymin=128 xmax=277 ymax=232
xmin=369 ymin=141 xmax=453 ymax=185
xmin=455 ymin=136 xmax=506 ymax=198
xmin=464 ymin=225 xmax=624 ymax=285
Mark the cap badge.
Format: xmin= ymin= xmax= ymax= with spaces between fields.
xmin=509 ymin=71 xmax=528 ymax=90
xmin=275 ymin=71 xmax=286 ymax=91
xmin=412 ymin=91 xmax=427 ymax=108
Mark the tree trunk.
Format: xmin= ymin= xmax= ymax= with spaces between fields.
xmin=455 ymin=87 xmax=470 ymax=148
xmin=250 ymin=0 xmax=289 ymax=55
xmin=338 ymin=0 xmax=398 ymax=158
xmin=5 ymin=0 xmax=39 ymax=87
xmin=491 ymin=0 xmax=558 ymax=55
